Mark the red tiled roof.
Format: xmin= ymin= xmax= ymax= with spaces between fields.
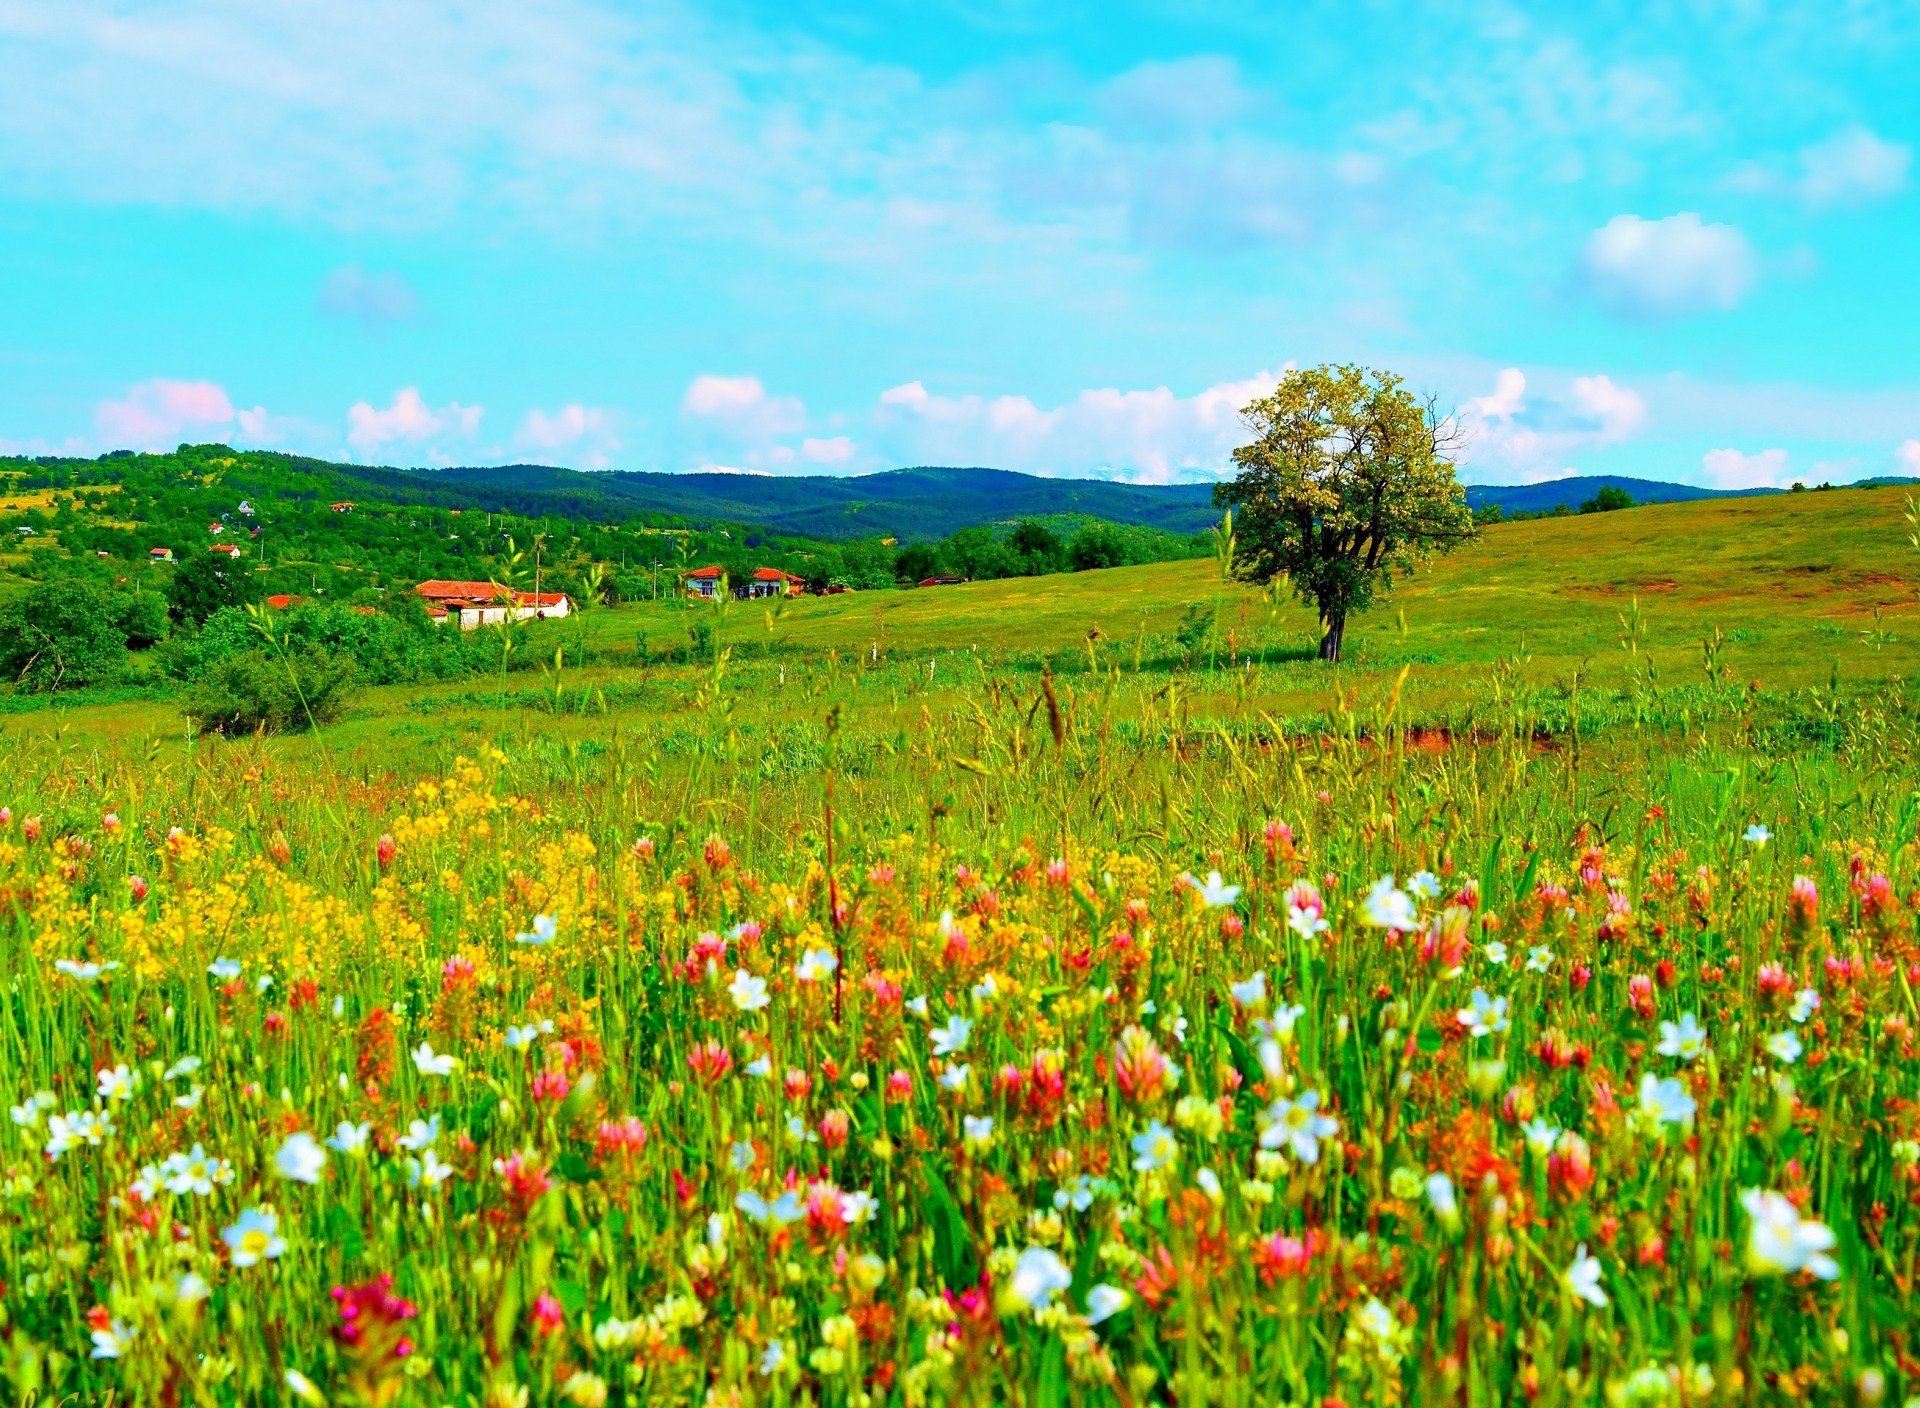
xmin=210 ymin=543 xmax=241 ymax=555
xmin=684 ymin=565 xmax=725 ymax=580
xmin=751 ymin=567 xmax=804 ymax=582
xmin=517 ymin=592 xmax=568 ymax=607
xmin=264 ymin=593 xmax=304 ymax=609
xmin=415 ymin=579 xmax=511 ymax=602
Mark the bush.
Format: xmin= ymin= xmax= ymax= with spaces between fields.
xmin=183 ymin=647 xmax=356 ymax=734
xmin=1174 ymin=600 xmax=1217 ymax=653
xmin=166 ymin=602 xmax=496 ymax=686
xmin=0 ymin=578 xmax=127 ymax=691
xmin=1579 ymin=485 xmax=1635 ymax=514
xmin=118 ymin=589 xmax=171 ymax=649
xmin=167 ymin=550 xmax=262 ymax=625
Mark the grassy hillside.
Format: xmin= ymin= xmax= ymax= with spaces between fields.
xmin=6 ymin=482 xmax=1910 ymax=755
xmin=590 ymin=482 xmax=1914 ymax=682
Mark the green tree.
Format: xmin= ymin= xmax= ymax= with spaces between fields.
xmin=1069 ymin=522 xmax=1128 ymax=570
xmin=168 ymin=549 xmax=262 ymax=625
xmin=894 ymin=543 xmax=942 ymax=583
xmin=1217 ymin=364 xmax=1475 ymax=662
xmin=1579 ymin=485 xmax=1634 ymax=514
xmin=0 ymin=578 xmax=128 ymax=691
xmin=1008 ymin=519 xmax=1066 ymax=572
xmin=117 ymin=589 xmax=172 ymax=649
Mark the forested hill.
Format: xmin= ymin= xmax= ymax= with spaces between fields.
xmin=417 ymin=464 xmax=1224 ymax=540
xmin=6 ymin=446 xmax=1799 ymax=548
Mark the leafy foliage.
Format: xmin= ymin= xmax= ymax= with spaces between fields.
xmin=0 ymin=578 xmax=128 ymax=691
xmin=182 ymin=646 xmax=357 ymax=734
xmin=166 ymin=548 xmax=262 ymax=626
xmin=1580 ymin=485 xmax=1635 ymax=514
xmin=1217 ymin=364 xmax=1476 ymax=661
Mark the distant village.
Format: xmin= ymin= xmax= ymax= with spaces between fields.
xmin=141 ymin=502 xmax=895 ymax=628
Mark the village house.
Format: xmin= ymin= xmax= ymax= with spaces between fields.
xmin=413 ymin=579 xmax=573 ymax=630
xmin=211 ymin=542 xmax=242 ymax=558
xmin=331 ymin=501 xmax=356 ymax=513
xmin=737 ymin=567 xmax=807 ymax=599
xmin=148 ymin=547 xmax=174 ymax=562
xmin=682 ymin=564 xmax=807 ymax=600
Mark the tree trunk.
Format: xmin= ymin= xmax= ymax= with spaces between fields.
xmin=1319 ymin=609 xmax=1346 ymax=663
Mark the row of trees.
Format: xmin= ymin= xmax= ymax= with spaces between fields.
xmin=891 ymin=517 xmax=1205 ymax=585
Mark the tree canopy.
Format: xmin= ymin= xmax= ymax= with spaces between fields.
xmin=0 ymin=578 xmax=128 ymax=691
xmin=1216 ymin=364 xmax=1476 ymax=662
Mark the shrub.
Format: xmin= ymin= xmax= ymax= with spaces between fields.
xmin=167 ymin=549 xmax=262 ymax=625
xmin=166 ymin=603 xmax=496 ymax=686
xmin=183 ymin=647 xmax=357 ymax=734
xmin=1580 ymin=485 xmax=1635 ymax=514
xmin=117 ymin=589 xmax=171 ymax=649
xmin=0 ymin=578 xmax=127 ymax=691
xmin=1174 ymin=599 xmax=1217 ymax=654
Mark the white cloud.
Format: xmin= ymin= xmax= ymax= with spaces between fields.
xmin=871 ymin=370 xmax=1283 ymax=483
xmin=1726 ymin=126 xmax=1911 ymax=208
xmin=1701 ymin=446 xmax=1792 ymax=490
xmin=680 ymin=375 xmax=806 ymax=437
xmin=94 ymin=377 xmax=273 ymax=451
xmin=1798 ymin=126 xmax=1910 ymax=206
xmin=1096 ymin=57 xmax=1252 ymax=137
xmin=346 ymin=387 xmax=483 ymax=458
xmin=1579 ymin=213 xmax=1758 ymax=321
xmin=1454 ymin=367 xmax=1647 ymax=481
xmin=514 ymin=403 xmax=620 ymax=469
xmin=0 ymin=0 xmax=798 ymax=233
xmin=1898 ymin=439 xmax=1920 ymax=475
xmin=318 ymin=266 xmax=420 ymax=328
xmin=801 ymin=435 xmax=856 ymax=465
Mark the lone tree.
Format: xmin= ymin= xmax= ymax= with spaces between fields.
xmin=1216 ymin=364 xmax=1475 ymax=662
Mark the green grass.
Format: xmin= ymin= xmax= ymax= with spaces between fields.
xmin=0 ymin=485 xmax=1917 ymax=1404
xmin=7 ymin=484 xmax=1911 ymax=768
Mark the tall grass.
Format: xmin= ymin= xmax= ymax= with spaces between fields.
xmin=1 ymin=644 xmax=1917 ymax=1405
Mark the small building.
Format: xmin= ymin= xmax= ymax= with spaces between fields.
xmin=413 ymin=579 xmax=572 ymax=630
xmin=208 ymin=522 xmax=225 ymax=535
xmin=264 ymin=593 xmax=306 ymax=610
xmin=918 ymin=575 xmax=967 ymax=588
xmin=735 ymin=567 xmax=806 ymax=600
xmin=237 ymin=501 xmax=254 ymax=516
xmin=211 ymin=542 xmax=242 ymax=558
xmin=331 ymin=501 xmax=356 ymax=513
xmin=149 ymin=547 xmax=174 ymax=562
xmin=683 ymin=565 xmax=726 ymax=600
xmin=13 ymin=525 xmax=34 ymax=535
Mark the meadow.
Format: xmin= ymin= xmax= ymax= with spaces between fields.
xmin=1 ymin=487 xmax=1917 ymax=1406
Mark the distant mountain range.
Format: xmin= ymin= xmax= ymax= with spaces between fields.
xmin=388 ymin=463 xmax=1799 ymax=541
xmin=1462 ymin=474 xmax=1778 ymax=515
xmin=400 ymin=464 xmax=1222 ymax=541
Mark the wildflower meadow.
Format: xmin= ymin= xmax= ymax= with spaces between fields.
xmin=3 ymin=638 xmax=1918 ymax=1408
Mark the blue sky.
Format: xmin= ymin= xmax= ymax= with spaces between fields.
xmin=1 ymin=0 xmax=1916 ymax=488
